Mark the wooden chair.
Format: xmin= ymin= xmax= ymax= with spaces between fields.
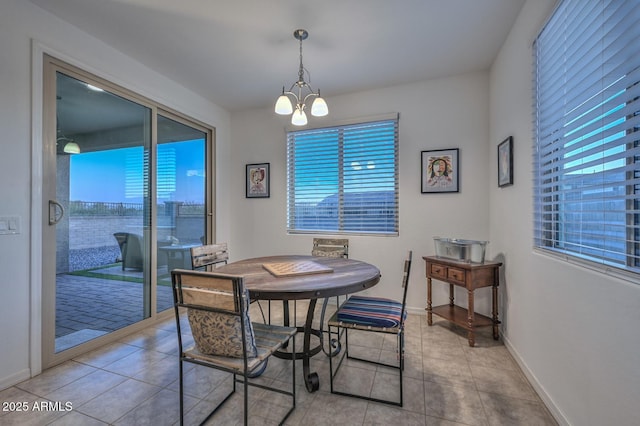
xmin=311 ymin=238 xmax=349 ymax=259
xmin=328 ymin=251 xmax=412 ymax=406
xmin=302 ymin=238 xmax=349 ymax=356
xmin=190 ymin=242 xmax=229 ymax=270
xmin=171 ymin=269 xmax=297 ymax=425
xmin=311 ymin=238 xmax=349 ymax=330
xmin=191 ymin=242 xmax=268 ymax=350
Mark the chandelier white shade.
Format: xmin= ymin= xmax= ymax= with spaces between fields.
xmin=291 ymin=108 xmax=308 ymax=126
xmin=275 ymin=29 xmax=328 ymax=126
xmin=275 ymin=93 xmax=294 ymax=115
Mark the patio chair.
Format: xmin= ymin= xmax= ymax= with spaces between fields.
xmin=171 ymin=269 xmax=297 ymax=425
xmin=328 ymin=250 xmax=412 ymax=406
xmin=113 ymin=232 xmax=144 ymax=271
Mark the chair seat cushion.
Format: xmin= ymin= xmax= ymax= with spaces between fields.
xmin=336 ymin=295 xmax=405 ymax=328
xmin=188 ymin=309 xmax=257 ymax=358
xmin=185 ymin=322 xmax=297 ymax=372
xmin=186 ymin=286 xmax=257 ymax=358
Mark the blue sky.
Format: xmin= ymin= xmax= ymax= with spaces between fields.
xmin=70 ymin=139 xmax=205 ymax=204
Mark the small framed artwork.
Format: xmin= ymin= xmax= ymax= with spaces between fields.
xmin=246 ymin=163 xmax=270 ymax=198
xmin=421 ymin=148 xmax=459 ymax=193
xmin=498 ymin=136 xmax=513 ymax=187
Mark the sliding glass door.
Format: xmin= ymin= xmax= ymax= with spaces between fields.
xmin=42 ymin=56 xmax=213 ymax=368
xmin=156 ymin=115 xmax=208 ymax=312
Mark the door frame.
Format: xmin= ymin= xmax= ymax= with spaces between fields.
xmin=33 ymin=49 xmax=214 ymax=372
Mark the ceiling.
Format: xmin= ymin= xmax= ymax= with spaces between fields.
xmin=31 ymin=0 xmax=525 ymax=114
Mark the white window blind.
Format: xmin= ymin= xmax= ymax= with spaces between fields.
xmin=533 ymin=0 xmax=640 ymax=275
xmin=287 ymin=117 xmax=399 ymax=235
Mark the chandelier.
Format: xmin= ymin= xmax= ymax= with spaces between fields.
xmin=274 ymin=29 xmax=328 ymax=126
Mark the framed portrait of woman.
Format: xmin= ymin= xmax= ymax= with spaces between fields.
xmin=246 ymin=163 xmax=270 ymax=198
xmin=421 ymin=148 xmax=459 ymax=193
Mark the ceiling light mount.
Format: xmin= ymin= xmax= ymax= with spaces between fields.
xmin=275 ymin=29 xmax=328 ymax=126
xmin=293 ymin=28 xmax=308 ymax=42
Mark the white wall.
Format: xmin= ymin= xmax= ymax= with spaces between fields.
xmin=230 ymin=72 xmax=494 ymax=311
xmin=489 ymin=1 xmax=640 ymax=425
xmin=6 ymin=1 xmax=638 ymax=423
xmin=0 ymin=0 xmax=231 ymax=389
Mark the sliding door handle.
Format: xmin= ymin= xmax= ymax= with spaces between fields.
xmin=49 ymin=200 xmax=65 ymax=225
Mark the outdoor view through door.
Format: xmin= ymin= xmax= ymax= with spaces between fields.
xmin=48 ymin=67 xmax=209 ymax=360
xmin=156 ymin=116 xmax=207 ymax=312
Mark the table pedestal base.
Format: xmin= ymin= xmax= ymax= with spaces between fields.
xmin=273 ymin=298 xmax=322 ymax=392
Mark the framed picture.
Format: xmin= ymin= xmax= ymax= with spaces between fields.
xmin=246 ymin=163 xmax=270 ymax=198
xmin=497 ymin=136 xmax=513 ymax=187
xmin=421 ymin=148 xmax=459 ymax=193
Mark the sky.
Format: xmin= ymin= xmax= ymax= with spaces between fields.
xmin=69 ymin=139 xmax=205 ymax=204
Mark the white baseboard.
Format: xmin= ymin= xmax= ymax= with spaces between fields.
xmin=407 ymin=306 xmax=426 ymax=315
xmin=0 ymin=368 xmax=31 ymax=392
xmin=502 ymin=335 xmax=570 ymax=426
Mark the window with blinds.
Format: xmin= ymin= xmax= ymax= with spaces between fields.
xmin=287 ymin=116 xmax=399 ymax=235
xmin=533 ymin=0 xmax=640 ymax=276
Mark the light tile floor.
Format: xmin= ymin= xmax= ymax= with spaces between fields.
xmin=1 ymin=301 xmax=557 ymax=425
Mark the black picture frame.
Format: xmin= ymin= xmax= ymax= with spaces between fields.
xmin=498 ymin=136 xmax=513 ymax=187
xmin=246 ymin=163 xmax=270 ymax=198
xmin=421 ymin=148 xmax=459 ymax=193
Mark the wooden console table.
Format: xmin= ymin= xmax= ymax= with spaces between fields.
xmin=424 ymin=256 xmax=502 ymax=346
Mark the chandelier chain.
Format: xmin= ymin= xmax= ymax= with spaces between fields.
xmin=298 ymin=37 xmax=304 ymax=83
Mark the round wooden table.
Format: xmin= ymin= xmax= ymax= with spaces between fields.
xmin=216 ymin=255 xmax=381 ymax=391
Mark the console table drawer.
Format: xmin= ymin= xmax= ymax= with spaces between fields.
xmin=429 ymin=263 xmax=447 ymax=279
xmin=429 ymin=263 xmax=465 ymax=284
xmin=447 ymin=267 xmax=465 ymax=282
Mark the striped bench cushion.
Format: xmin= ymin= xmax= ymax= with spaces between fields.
xmin=336 ymin=295 xmax=405 ymax=328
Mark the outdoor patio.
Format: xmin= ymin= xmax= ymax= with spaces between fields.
xmin=55 ymin=265 xmax=174 ymax=352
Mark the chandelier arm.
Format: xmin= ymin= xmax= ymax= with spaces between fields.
xmin=283 ymin=90 xmax=305 ymax=111
xmin=302 ymin=91 xmax=319 ymax=104
xmin=283 ymin=89 xmax=300 ymax=103
xmin=286 ymin=80 xmax=299 ymax=92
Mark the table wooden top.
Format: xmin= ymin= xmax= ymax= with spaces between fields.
xmin=215 ymin=255 xmax=381 ymax=301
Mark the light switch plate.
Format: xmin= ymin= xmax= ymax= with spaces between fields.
xmin=0 ymin=216 xmax=20 ymax=235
